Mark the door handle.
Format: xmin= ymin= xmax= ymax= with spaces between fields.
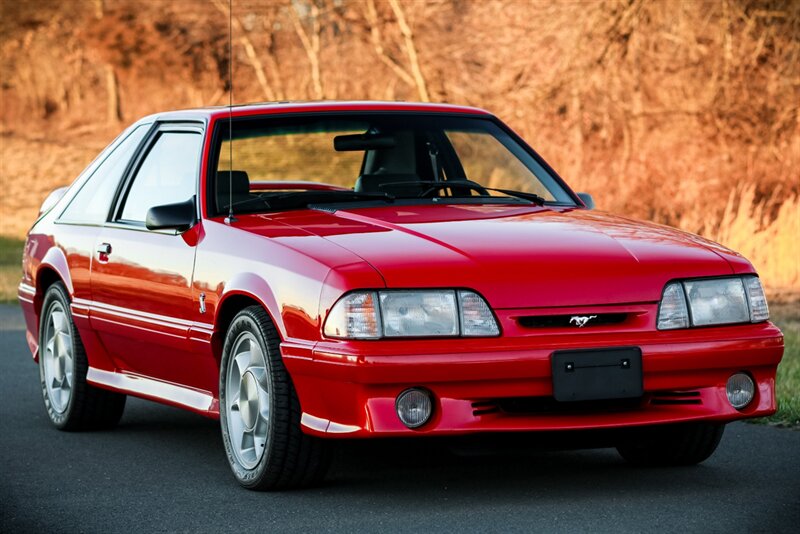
xmin=96 ymin=243 xmax=112 ymax=255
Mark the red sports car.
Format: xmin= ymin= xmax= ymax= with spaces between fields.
xmin=18 ymin=101 xmax=783 ymax=490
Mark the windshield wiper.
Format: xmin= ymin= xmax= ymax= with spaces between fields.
xmin=377 ymin=180 xmax=546 ymax=206
xmin=226 ymin=189 xmax=394 ymax=212
xmin=479 ymin=187 xmax=546 ymax=206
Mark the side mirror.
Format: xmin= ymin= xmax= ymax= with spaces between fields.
xmin=577 ymin=192 xmax=595 ymax=210
xmin=145 ymin=197 xmax=196 ymax=232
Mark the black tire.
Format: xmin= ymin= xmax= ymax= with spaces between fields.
xmin=616 ymin=422 xmax=725 ymax=466
xmin=219 ymin=305 xmax=331 ymax=490
xmin=38 ymin=282 xmax=126 ymax=431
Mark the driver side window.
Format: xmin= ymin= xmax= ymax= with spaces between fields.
xmin=118 ymin=131 xmax=202 ymax=223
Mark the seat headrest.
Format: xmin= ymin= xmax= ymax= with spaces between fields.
xmin=354 ymin=173 xmax=424 ymax=197
xmin=216 ymin=170 xmax=251 ymax=212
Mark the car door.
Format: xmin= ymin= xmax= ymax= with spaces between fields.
xmin=50 ymin=123 xmax=152 ymax=370
xmin=89 ymin=122 xmax=206 ymax=389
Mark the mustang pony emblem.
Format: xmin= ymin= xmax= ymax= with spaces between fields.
xmin=569 ymin=315 xmax=598 ymax=327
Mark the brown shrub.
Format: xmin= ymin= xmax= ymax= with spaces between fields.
xmin=0 ymin=0 xmax=797 ymax=293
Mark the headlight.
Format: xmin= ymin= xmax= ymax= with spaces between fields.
xmin=380 ymin=290 xmax=458 ymax=337
xmin=324 ymin=289 xmax=499 ymax=339
xmin=657 ymin=276 xmax=769 ymax=330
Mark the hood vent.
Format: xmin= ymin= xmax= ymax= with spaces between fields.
xmin=517 ymin=313 xmax=628 ymax=329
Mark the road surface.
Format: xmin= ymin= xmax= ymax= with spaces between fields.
xmin=1 ymin=304 xmax=798 ymax=532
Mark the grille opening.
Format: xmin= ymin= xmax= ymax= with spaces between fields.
xmin=517 ymin=313 xmax=628 ymax=329
xmin=471 ymin=400 xmax=500 ymax=416
xmin=471 ymin=391 xmax=703 ymax=417
xmin=472 ymin=396 xmax=642 ymax=416
xmin=650 ymin=390 xmax=702 ymax=406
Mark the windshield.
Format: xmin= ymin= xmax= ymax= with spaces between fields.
xmin=211 ymin=114 xmax=576 ymax=215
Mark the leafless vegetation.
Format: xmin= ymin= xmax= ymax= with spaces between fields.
xmin=0 ymin=0 xmax=797 ymax=292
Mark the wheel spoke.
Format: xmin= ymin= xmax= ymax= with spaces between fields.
xmin=250 ymin=341 xmax=265 ymax=367
xmin=250 ymin=368 xmax=271 ymax=422
xmin=233 ymin=352 xmax=249 ymax=378
xmin=51 ymin=310 xmax=66 ymax=333
xmin=240 ymin=429 xmax=255 ymax=457
xmin=253 ymin=423 xmax=267 ymax=454
xmin=57 ymin=331 xmax=72 ymax=357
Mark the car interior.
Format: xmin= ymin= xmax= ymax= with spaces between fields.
xmin=215 ymin=128 xmax=462 ymax=214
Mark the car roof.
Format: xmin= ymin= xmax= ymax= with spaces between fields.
xmin=139 ymin=100 xmax=492 ymax=123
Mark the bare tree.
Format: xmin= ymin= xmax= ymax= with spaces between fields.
xmin=386 ymin=0 xmax=429 ymax=102
xmin=211 ymin=0 xmax=280 ymax=102
xmin=290 ymin=1 xmax=325 ymax=100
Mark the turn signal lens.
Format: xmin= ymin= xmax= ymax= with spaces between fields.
xmin=323 ymin=291 xmax=381 ymax=339
xmin=744 ymin=276 xmax=769 ymax=322
xmin=657 ymin=282 xmax=689 ymax=330
xmin=458 ymin=290 xmax=500 ymax=336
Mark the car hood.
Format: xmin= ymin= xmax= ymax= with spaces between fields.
xmin=260 ymin=204 xmax=746 ymax=308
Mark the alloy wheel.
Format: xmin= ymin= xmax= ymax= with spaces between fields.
xmin=42 ymin=301 xmax=74 ymax=414
xmin=224 ymin=331 xmax=271 ymax=469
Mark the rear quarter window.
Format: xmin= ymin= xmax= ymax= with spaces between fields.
xmin=59 ymin=124 xmax=149 ymax=224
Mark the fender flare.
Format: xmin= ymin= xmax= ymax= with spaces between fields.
xmin=37 ymin=246 xmax=74 ymax=298
xmin=215 ymin=272 xmax=285 ymax=338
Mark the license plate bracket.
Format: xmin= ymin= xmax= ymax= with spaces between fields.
xmin=551 ymin=347 xmax=643 ymax=402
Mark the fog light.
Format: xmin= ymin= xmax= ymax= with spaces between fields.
xmin=396 ymin=388 xmax=433 ymax=428
xmin=726 ymin=373 xmax=755 ymax=409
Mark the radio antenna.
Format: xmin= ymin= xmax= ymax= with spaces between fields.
xmin=224 ymin=0 xmax=237 ymax=224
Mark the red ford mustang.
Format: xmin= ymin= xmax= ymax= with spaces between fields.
xmin=18 ymin=101 xmax=784 ymax=490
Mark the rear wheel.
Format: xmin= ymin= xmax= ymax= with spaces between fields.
xmin=39 ymin=282 xmax=126 ymax=430
xmin=219 ymin=305 xmax=331 ymax=490
xmin=616 ymin=423 xmax=725 ymax=466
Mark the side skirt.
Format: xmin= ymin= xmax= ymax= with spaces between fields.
xmin=87 ymin=367 xmax=220 ymax=419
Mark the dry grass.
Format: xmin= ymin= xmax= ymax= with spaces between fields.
xmin=705 ymin=186 xmax=799 ymax=292
xmin=0 ymin=236 xmax=24 ymax=303
xmin=0 ymin=133 xmax=107 ymax=237
xmin=758 ymin=301 xmax=800 ymax=427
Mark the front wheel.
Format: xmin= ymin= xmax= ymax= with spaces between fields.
xmin=616 ymin=422 xmax=725 ymax=466
xmin=219 ymin=306 xmax=331 ymax=490
xmin=39 ymin=282 xmax=126 ymax=430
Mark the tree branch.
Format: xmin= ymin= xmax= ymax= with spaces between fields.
xmin=211 ymin=0 xmax=277 ymax=102
xmin=365 ymin=0 xmax=415 ymax=88
xmin=290 ymin=2 xmax=324 ymax=99
xmin=387 ymin=0 xmax=430 ymax=101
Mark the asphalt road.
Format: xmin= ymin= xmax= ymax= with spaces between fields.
xmin=1 ymin=304 xmax=798 ymax=533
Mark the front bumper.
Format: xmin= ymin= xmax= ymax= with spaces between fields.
xmin=283 ymin=322 xmax=784 ymax=438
